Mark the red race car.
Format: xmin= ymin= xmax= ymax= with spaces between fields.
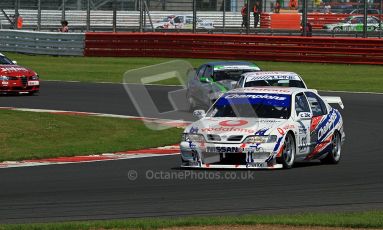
xmin=0 ymin=53 xmax=40 ymax=95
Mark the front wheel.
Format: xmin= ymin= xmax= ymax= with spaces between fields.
xmin=277 ymin=133 xmax=296 ymax=169
xmin=333 ymin=27 xmax=342 ymax=32
xmin=29 ymin=91 xmax=39 ymax=96
xmin=321 ymin=131 xmax=341 ymax=164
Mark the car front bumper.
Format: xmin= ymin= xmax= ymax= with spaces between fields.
xmin=0 ymin=81 xmax=40 ymax=94
xmin=180 ymin=141 xmax=283 ymax=169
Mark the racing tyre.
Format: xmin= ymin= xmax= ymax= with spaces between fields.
xmin=181 ymin=158 xmax=189 ymax=166
xmin=277 ymin=133 xmax=296 ymax=169
xmin=333 ymin=27 xmax=341 ymax=32
xmin=321 ymin=131 xmax=341 ymax=164
xmin=29 ymin=91 xmax=39 ymax=96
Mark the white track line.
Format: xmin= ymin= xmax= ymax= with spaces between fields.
xmin=0 ymin=107 xmax=193 ymax=124
xmin=0 ymin=153 xmax=179 ymax=169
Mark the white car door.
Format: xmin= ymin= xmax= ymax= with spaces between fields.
xmin=294 ymin=92 xmax=312 ymax=156
xmin=304 ymin=91 xmax=329 ymax=150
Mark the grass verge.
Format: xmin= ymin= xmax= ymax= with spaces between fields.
xmin=5 ymin=52 xmax=383 ymax=93
xmin=0 ymin=110 xmax=182 ymax=162
xmin=0 ymin=211 xmax=382 ymax=229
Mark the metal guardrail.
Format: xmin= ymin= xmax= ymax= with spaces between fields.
xmin=0 ymin=29 xmax=84 ymax=56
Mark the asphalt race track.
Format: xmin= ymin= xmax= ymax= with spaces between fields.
xmin=0 ymin=81 xmax=382 ymax=223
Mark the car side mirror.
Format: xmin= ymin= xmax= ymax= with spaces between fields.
xmin=12 ymin=60 xmax=17 ymax=64
xmin=297 ymin=112 xmax=312 ymax=120
xmin=199 ymin=76 xmax=211 ymax=83
xmin=193 ymin=110 xmax=206 ymax=119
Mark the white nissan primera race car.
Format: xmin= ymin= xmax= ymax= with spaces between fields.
xmin=180 ymin=87 xmax=345 ymax=169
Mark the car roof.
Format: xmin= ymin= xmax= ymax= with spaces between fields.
xmin=241 ymin=71 xmax=302 ymax=80
xmin=229 ymin=86 xmax=310 ymax=95
xmin=205 ymin=61 xmax=256 ymax=67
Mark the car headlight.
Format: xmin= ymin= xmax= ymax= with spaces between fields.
xmin=243 ymin=135 xmax=277 ymax=144
xmin=182 ymin=133 xmax=206 ymax=142
xmin=30 ymin=75 xmax=39 ymax=80
xmin=0 ymin=76 xmax=9 ymax=81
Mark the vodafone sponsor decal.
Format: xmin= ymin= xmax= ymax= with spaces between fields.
xmin=219 ymin=120 xmax=248 ymax=126
xmin=201 ymin=126 xmax=255 ymax=134
xmin=201 ymin=120 xmax=255 ymax=134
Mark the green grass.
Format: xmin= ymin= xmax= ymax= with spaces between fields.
xmin=5 ymin=52 xmax=383 ymax=93
xmin=0 ymin=110 xmax=182 ymax=162
xmin=0 ymin=211 xmax=382 ymax=229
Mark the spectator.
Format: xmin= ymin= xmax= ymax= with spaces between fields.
xmin=253 ymin=1 xmax=261 ymax=28
xmin=324 ymin=2 xmax=331 ymax=13
xmin=59 ymin=20 xmax=69 ymax=32
xmin=274 ymin=0 xmax=281 ymax=13
xmin=301 ymin=22 xmax=312 ymax=37
xmin=241 ymin=4 xmax=248 ymax=28
xmin=289 ymin=0 xmax=298 ymax=10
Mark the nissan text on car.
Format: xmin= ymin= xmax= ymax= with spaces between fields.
xmin=180 ymin=87 xmax=345 ymax=169
xmin=0 ymin=53 xmax=40 ymax=95
xmin=187 ymin=61 xmax=261 ymax=110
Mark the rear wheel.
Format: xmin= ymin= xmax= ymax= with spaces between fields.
xmin=321 ymin=131 xmax=341 ymax=164
xmin=277 ymin=133 xmax=296 ymax=169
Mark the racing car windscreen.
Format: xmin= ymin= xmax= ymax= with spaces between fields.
xmin=213 ymin=70 xmax=255 ymax=82
xmin=244 ymin=79 xmax=306 ymax=88
xmin=207 ymin=93 xmax=291 ymax=119
xmin=0 ymin=56 xmax=13 ymax=65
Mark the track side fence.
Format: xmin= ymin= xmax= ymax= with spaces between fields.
xmin=84 ymin=32 xmax=383 ymax=65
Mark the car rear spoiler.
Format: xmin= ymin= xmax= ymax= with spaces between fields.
xmin=322 ymin=96 xmax=344 ymax=109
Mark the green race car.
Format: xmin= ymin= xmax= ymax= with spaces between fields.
xmin=186 ymin=61 xmax=261 ymax=110
xmin=323 ymin=15 xmax=382 ymax=32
